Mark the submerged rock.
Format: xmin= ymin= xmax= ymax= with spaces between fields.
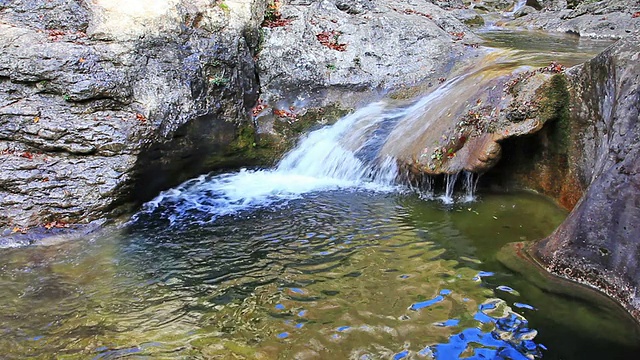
xmin=514 ymin=5 xmax=537 ymax=18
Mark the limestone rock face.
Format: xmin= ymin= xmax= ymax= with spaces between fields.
xmin=1 ymin=0 xmax=479 ymax=238
xmin=0 ymin=0 xmax=266 ymax=233
xmin=533 ymin=36 xmax=640 ymax=319
xmin=508 ymin=0 xmax=640 ymax=39
xmin=256 ymin=0 xmax=479 ymax=119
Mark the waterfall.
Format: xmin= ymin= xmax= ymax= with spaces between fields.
xmin=135 ymin=102 xmax=406 ymax=224
xmin=505 ymin=0 xmax=527 ymax=16
xmin=135 ymin=50 xmax=530 ymax=224
xmin=275 ymin=101 xmax=400 ymax=184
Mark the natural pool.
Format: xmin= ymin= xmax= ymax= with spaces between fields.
xmin=1 ymin=187 xmax=639 ymax=359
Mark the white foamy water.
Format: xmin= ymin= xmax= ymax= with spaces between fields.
xmin=504 ymin=0 xmax=527 ymax=17
xmin=135 ymin=49 xmax=537 ymax=224
xmin=136 ymin=102 xmax=403 ymax=224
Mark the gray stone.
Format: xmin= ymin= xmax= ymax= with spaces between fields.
xmin=508 ymin=0 xmax=640 ymax=39
xmin=0 ymin=0 xmax=267 ymax=233
xmin=334 ymin=0 xmax=374 ymax=15
xmin=514 ymin=5 xmax=537 ymax=18
xmin=450 ymin=8 xmax=486 ymax=26
xmin=533 ymin=35 xmax=640 ymax=320
xmin=257 ymin=0 xmax=480 ymax=122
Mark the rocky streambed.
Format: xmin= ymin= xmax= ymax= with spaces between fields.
xmin=1 ymin=0 xmax=639 ymax=325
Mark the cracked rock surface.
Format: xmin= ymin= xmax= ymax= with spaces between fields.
xmin=0 ymin=0 xmax=266 ymax=233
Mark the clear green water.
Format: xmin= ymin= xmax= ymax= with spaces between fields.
xmin=1 ymin=190 xmax=638 ymax=359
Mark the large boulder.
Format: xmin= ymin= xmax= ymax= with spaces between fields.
xmin=375 ymin=54 xmax=568 ymax=178
xmin=530 ymin=36 xmax=640 ymax=319
xmin=0 ymin=0 xmax=267 ymax=235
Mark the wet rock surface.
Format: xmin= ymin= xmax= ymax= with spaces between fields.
xmin=0 ymin=0 xmax=267 ymax=234
xmin=531 ymin=36 xmax=640 ymax=319
xmin=382 ymin=56 xmax=567 ymax=178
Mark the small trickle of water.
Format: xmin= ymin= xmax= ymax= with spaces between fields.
xmin=406 ymin=173 xmax=435 ymax=200
xmin=419 ymin=175 xmax=435 ymax=200
xmin=440 ymin=172 xmax=460 ymax=204
xmin=463 ymin=171 xmax=480 ymax=203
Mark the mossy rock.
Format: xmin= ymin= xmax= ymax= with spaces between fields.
xmin=535 ymin=74 xmax=570 ymax=152
xmin=463 ymin=15 xmax=485 ymax=27
xmin=271 ymin=104 xmax=352 ymax=150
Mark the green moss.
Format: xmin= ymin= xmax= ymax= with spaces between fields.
xmin=202 ymin=104 xmax=352 ymax=170
xmin=208 ymin=76 xmax=228 ymax=86
xmin=198 ymin=123 xmax=281 ymax=170
xmin=536 ymin=74 xmax=571 ymax=152
xmin=217 ymin=1 xmax=230 ymax=13
xmin=256 ymin=27 xmax=266 ymax=55
xmin=273 ymin=104 xmax=351 ymax=149
xmin=567 ymin=0 xmax=595 ymax=9
xmin=232 ymin=124 xmax=256 ymax=150
xmin=230 ymin=124 xmax=280 ymax=164
xmin=264 ymin=1 xmax=278 ymax=22
xmin=463 ymin=15 xmax=485 ymax=27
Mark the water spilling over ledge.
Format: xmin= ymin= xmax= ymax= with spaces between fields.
xmin=136 ymin=47 xmax=572 ymax=226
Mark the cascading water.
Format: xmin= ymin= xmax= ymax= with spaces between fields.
xmin=136 ymin=101 xmax=408 ymax=225
xmin=504 ymin=0 xmax=528 ymax=17
xmin=513 ymin=0 xmax=527 ymax=12
xmin=440 ymin=173 xmax=460 ymax=205
xmin=275 ymin=102 xmax=400 ymax=184
xmin=137 ymin=51 xmax=538 ymax=225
